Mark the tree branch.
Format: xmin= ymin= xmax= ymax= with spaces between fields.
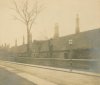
xmin=12 ymin=15 xmax=25 ymax=24
xmin=13 ymin=0 xmax=26 ymax=21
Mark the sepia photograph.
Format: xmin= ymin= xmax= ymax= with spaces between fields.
xmin=0 ymin=0 xmax=100 ymax=85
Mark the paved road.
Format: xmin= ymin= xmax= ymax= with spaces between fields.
xmin=0 ymin=67 xmax=36 ymax=85
xmin=0 ymin=60 xmax=100 ymax=85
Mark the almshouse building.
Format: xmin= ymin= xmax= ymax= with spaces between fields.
xmin=10 ymin=28 xmax=100 ymax=60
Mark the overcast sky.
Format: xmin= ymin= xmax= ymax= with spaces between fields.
xmin=0 ymin=0 xmax=100 ymax=46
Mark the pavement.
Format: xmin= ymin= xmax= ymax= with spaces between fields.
xmin=0 ymin=67 xmax=36 ymax=85
xmin=0 ymin=65 xmax=58 ymax=85
xmin=0 ymin=60 xmax=100 ymax=85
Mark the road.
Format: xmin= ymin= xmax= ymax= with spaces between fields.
xmin=0 ymin=60 xmax=100 ymax=85
xmin=0 ymin=67 xmax=36 ymax=85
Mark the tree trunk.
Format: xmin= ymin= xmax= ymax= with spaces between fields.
xmin=27 ymin=25 xmax=32 ymax=57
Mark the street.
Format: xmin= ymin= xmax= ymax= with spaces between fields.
xmin=0 ymin=60 xmax=100 ymax=85
xmin=0 ymin=67 xmax=36 ymax=85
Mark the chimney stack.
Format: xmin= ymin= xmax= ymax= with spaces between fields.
xmin=54 ymin=23 xmax=59 ymax=39
xmin=75 ymin=14 xmax=80 ymax=34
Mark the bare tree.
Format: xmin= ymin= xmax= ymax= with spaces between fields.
xmin=12 ymin=0 xmax=42 ymax=57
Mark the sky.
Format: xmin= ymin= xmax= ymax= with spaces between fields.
xmin=0 ymin=0 xmax=100 ymax=46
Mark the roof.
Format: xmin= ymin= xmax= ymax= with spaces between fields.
xmin=11 ymin=28 xmax=100 ymax=53
xmin=33 ymin=28 xmax=100 ymax=51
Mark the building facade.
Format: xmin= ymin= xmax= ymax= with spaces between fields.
xmin=10 ymin=28 xmax=100 ymax=60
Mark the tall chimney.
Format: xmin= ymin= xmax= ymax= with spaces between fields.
xmin=75 ymin=14 xmax=80 ymax=34
xmin=54 ymin=23 xmax=59 ymax=39
xmin=15 ymin=39 xmax=17 ymax=47
xmin=23 ymin=36 xmax=25 ymax=45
